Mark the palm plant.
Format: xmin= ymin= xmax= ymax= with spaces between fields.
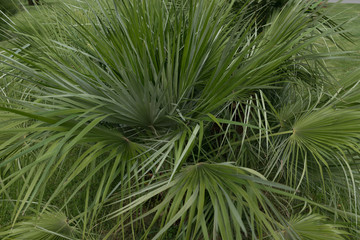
xmin=0 ymin=0 xmax=360 ymax=239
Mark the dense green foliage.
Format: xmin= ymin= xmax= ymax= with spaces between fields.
xmin=233 ymin=0 xmax=288 ymax=21
xmin=1 ymin=0 xmax=360 ymax=239
xmin=0 ymin=0 xmax=18 ymax=15
xmin=0 ymin=0 xmax=18 ymax=40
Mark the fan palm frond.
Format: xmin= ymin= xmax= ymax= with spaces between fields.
xmin=106 ymin=163 xmax=295 ymax=240
xmin=0 ymin=211 xmax=78 ymax=240
xmin=279 ymin=214 xmax=348 ymax=240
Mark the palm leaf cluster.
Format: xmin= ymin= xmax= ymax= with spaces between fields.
xmin=0 ymin=0 xmax=359 ymax=239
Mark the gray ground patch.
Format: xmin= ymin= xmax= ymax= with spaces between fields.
xmin=328 ymin=0 xmax=360 ymax=3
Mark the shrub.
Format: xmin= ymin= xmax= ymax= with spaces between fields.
xmin=0 ymin=0 xmax=359 ymax=239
